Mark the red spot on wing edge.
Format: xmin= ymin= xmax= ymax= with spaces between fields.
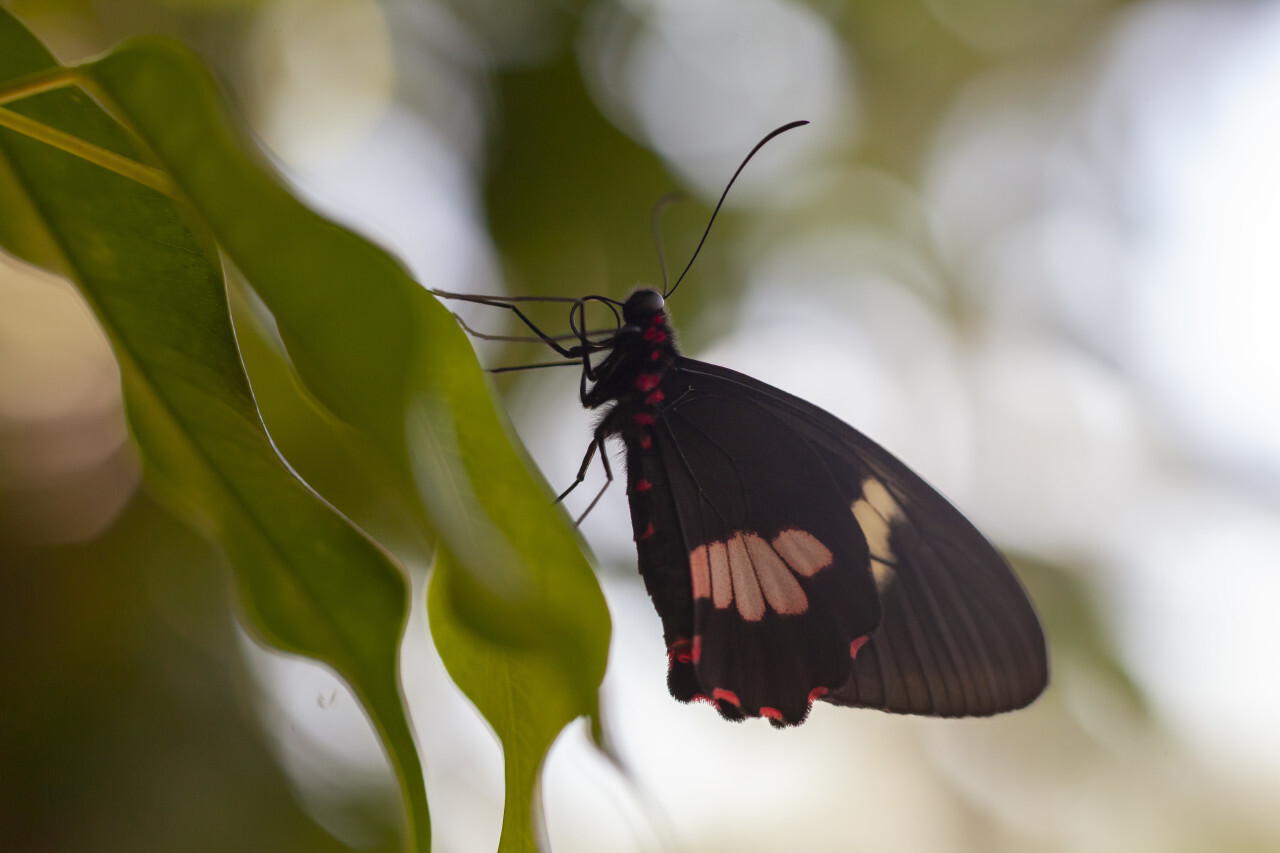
xmin=850 ymin=636 xmax=869 ymax=658
xmin=668 ymin=638 xmax=693 ymax=667
xmin=712 ymin=688 xmax=740 ymax=706
xmin=808 ymin=686 xmax=829 ymax=703
xmin=760 ymin=707 xmax=784 ymax=721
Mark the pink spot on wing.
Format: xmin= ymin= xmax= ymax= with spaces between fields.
xmin=635 ymin=479 xmax=652 ymax=492
xmin=645 ymin=389 xmax=665 ymax=405
xmin=690 ymin=548 xmax=711 ymax=599
xmin=745 ymin=533 xmax=808 ymax=615
xmin=639 ymin=434 xmax=652 ymax=449
xmin=726 ymin=534 xmax=765 ymax=621
xmin=712 ymin=688 xmax=740 ymax=706
xmin=633 ymin=413 xmax=655 ymax=426
xmin=760 ymin=707 xmax=784 ymax=722
xmin=707 ymin=541 xmax=732 ymax=609
xmin=850 ymin=636 xmax=869 ymax=658
xmin=635 ymin=522 xmax=655 ymax=541
xmin=772 ymin=529 xmax=834 ymax=577
xmin=808 ymin=686 xmax=829 ymax=703
xmin=634 ymin=373 xmax=661 ymax=391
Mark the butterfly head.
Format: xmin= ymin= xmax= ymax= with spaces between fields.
xmin=622 ymin=289 xmax=666 ymax=328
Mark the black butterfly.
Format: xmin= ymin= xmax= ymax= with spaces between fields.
xmin=441 ymin=122 xmax=1047 ymax=727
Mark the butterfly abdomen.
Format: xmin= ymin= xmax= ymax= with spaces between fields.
xmin=582 ymin=297 xmax=707 ymax=701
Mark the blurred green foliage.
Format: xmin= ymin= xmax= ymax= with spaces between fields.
xmin=0 ymin=493 xmax=394 ymax=852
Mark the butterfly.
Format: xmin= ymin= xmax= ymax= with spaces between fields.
xmin=440 ymin=122 xmax=1048 ymax=727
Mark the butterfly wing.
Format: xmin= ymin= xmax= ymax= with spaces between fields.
xmin=626 ymin=357 xmax=1047 ymax=725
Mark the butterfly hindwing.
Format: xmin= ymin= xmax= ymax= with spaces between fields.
xmin=622 ymin=424 xmax=702 ymax=704
xmin=630 ymin=364 xmax=883 ymax=725
xmin=642 ymin=358 xmax=1047 ymax=722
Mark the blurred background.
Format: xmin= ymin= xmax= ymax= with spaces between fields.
xmin=4 ymin=0 xmax=1280 ymax=850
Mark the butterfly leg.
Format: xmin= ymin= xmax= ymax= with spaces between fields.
xmin=431 ymin=290 xmax=582 ymax=357
xmin=555 ymin=427 xmax=614 ymax=526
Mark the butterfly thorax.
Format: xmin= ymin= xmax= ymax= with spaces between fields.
xmin=581 ymin=289 xmax=679 ymax=422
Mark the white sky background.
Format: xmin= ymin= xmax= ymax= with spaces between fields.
xmin=236 ymin=0 xmax=1280 ymax=848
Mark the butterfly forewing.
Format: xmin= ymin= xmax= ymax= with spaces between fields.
xmin=671 ymin=359 xmax=1048 ymax=717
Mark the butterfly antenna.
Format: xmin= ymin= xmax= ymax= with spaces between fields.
xmin=664 ymin=120 xmax=809 ymax=299
xmin=651 ymin=192 xmax=687 ymax=295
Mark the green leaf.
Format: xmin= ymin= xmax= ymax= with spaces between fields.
xmin=80 ymin=40 xmax=611 ymax=842
xmin=0 ymin=13 xmax=612 ymax=845
xmin=85 ymin=39 xmax=608 ymax=695
xmin=0 ymin=10 xmax=426 ymax=851
xmin=429 ymin=554 xmax=582 ymax=853
xmin=88 ymin=30 xmax=608 ymax=848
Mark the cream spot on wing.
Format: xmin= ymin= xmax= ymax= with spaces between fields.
xmin=745 ymin=533 xmax=808 ymax=615
xmin=852 ymin=498 xmax=894 ymax=563
xmin=727 ymin=533 xmax=765 ymax=621
xmin=861 ymin=477 xmax=903 ymax=521
xmin=771 ymin=529 xmax=833 ymax=577
xmin=871 ymin=558 xmax=895 ymax=593
xmin=709 ymin=540 xmax=732 ymax=609
xmin=690 ymin=545 xmax=711 ymax=600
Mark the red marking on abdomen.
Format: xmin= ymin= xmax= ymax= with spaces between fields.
xmin=760 ymin=707 xmax=784 ymax=721
xmin=808 ymin=686 xmax=829 ymax=703
xmin=635 ymin=522 xmax=655 ymax=541
xmin=635 ymin=479 xmax=652 ymax=492
xmin=633 ymin=413 xmax=655 ymax=426
xmin=634 ymin=373 xmax=661 ymax=392
xmin=643 ymin=327 xmax=667 ymax=342
xmin=650 ymin=351 xmax=661 ymax=361
xmin=712 ymin=687 xmax=740 ymax=706
xmin=639 ymin=434 xmax=652 ymax=449
xmin=644 ymin=390 xmax=665 ymax=405
xmin=850 ymin=636 xmax=869 ymax=658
